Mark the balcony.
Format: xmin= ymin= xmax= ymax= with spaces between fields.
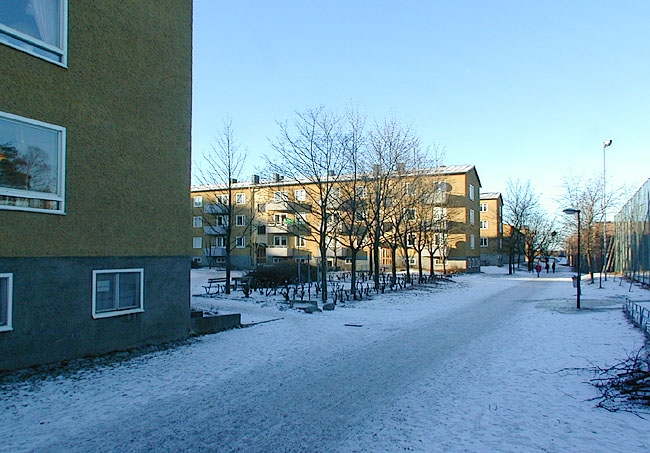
xmin=266 ymin=245 xmax=294 ymax=258
xmin=204 ymin=246 xmax=226 ymax=257
xmin=326 ymin=245 xmax=350 ymax=258
xmin=267 ymin=223 xmax=289 ymax=234
xmin=204 ymin=225 xmax=227 ymax=235
xmin=205 ymin=203 xmax=228 ymax=214
xmin=266 ymin=201 xmax=311 ymax=213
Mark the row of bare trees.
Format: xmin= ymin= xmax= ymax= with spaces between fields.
xmin=197 ymin=108 xmax=457 ymax=302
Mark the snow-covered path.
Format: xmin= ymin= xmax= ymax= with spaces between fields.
xmin=1 ymin=268 xmax=649 ymax=452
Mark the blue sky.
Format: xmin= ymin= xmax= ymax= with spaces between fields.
xmin=192 ymin=1 xmax=650 ymax=213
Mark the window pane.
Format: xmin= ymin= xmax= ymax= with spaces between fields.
xmin=95 ymin=273 xmax=117 ymax=312
xmin=0 ymin=0 xmax=61 ymax=47
xmin=118 ymin=273 xmax=140 ymax=309
xmin=0 ymin=115 xmax=59 ymax=194
xmin=0 ymin=277 xmax=7 ymax=326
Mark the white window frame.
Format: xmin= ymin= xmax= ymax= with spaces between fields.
xmin=480 ymin=237 xmax=489 ymax=247
xmin=193 ymin=196 xmax=203 ymax=208
xmin=214 ymin=236 xmax=226 ymax=248
xmin=193 ymin=237 xmax=203 ymax=249
xmin=480 ymin=220 xmax=488 ymax=229
xmin=0 ymin=273 xmax=13 ymax=332
xmin=408 ymin=257 xmax=417 ymax=265
xmin=0 ymin=0 xmax=68 ymax=67
xmin=469 ymin=209 xmax=475 ymax=225
xmin=92 ymin=269 xmax=144 ymax=319
xmin=0 ymin=111 xmax=66 ymax=214
xmin=470 ymin=234 xmax=475 ymax=250
xmin=480 ymin=203 xmax=488 ymax=212
xmin=469 ymin=184 xmax=475 ymax=201
xmin=235 ymin=193 xmax=246 ymax=204
xmin=193 ymin=216 xmax=203 ymax=228
xmin=294 ymin=189 xmax=307 ymax=202
xmin=274 ymin=235 xmax=288 ymax=247
xmin=236 ymin=236 xmax=246 ymax=248
xmin=273 ymin=191 xmax=288 ymax=203
xmin=295 ymin=236 xmax=306 ymax=248
xmin=236 ymin=215 xmax=246 ymax=226
xmin=274 ymin=213 xmax=287 ymax=225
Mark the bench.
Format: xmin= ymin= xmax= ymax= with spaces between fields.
xmin=203 ymin=277 xmax=228 ymax=295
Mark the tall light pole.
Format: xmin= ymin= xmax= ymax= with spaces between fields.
xmin=601 ymin=139 xmax=612 ymax=286
xmin=563 ymin=208 xmax=581 ymax=309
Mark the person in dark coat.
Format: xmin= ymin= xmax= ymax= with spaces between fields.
xmin=535 ymin=263 xmax=542 ymax=277
xmin=552 ymin=261 xmax=556 ymax=273
xmin=545 ymin=261 xmax=550 ymax=273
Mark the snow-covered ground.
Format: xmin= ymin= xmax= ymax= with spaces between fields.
xmin=1 ymin=266 xmax=649 ymax=452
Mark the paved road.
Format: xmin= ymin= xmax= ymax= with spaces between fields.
xmin=22 ymin=274 xmax=547 ymax=452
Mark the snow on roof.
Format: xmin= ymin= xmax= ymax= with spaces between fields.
xmin=480 ymin=192 xmax=502 ymax=199
xmin=191 ymin=165 xmax=480 ymax=192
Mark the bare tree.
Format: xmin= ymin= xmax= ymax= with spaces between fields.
xmin=504 ymin=179 xmax=542 ymax=273
xmin=268 ymin=107 xmax=348 ymax=304
xmin=196 ymin=118 xmax=250 ymax=294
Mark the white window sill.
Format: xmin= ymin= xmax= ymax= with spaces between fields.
xmin=0 ymin=325 xmax=13 ymax=332
xmin=93 ymin=308 xmax=144 ymax=320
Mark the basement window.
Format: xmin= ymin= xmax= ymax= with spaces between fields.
xmin=0 ymin=274 xmax=13 ymax=332
xmin=92 ymin=269 xmax=144 ymax=319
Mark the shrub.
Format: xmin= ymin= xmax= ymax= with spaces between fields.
xmin=247 ymin=263 xmax=318 ymax=288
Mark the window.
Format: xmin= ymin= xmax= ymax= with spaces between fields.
xmin=469 ymin=209 xmax=475 ymax=225
xmin=257 ymin=225 xmax=266 ymax=235
xmin=469 ymin=184 xmax=475 ymax=201
xmin=0 ymin=274 xmax=13 ymax=332
xmin=216 ymin=215 xmax=228 ymax=226
xmin=193 ymin=237 xmax=202 ymax=249
xmin=236 ymin=236 xmax=246 ymax=248
xmin=193 ymin=196 xmax=202 ymax=208
xmin=0 ymin=111 xmax=66 ymax=214
xmin=274 ymin=213 xmax=287 ymax=225
xmin=295 ymin=189 xmax=307 ymax=202
xmin=295 ymin=236 xmax=306 ymax=247
xmin=470 ymin=234 xmax=475 ymax=249
xmin=331 ymin=187 xmax=341 ymax=199
xmin=499 ymin=221 xmax=503 ymax=234
xmin=236 ymin=215 xmax=246 ymax=226
xmin=235 ymin=193 xmax=246 ymax=204
xmin=499 ymin=238 xmax=503 ymax=249
xmin=0 ymin=0 xmax=67 ymax=66
xmin=214 ymin=237 xmax=225 ymax=247
xmin=407 ymin=234 xmax=416 ymax=247
xmin=355 ymin=186 xmax=367 ymax=199
xmin=295 ymin=213 xmax=307 ymax=225
xmin=405 ymin=208 xmax=416 ymax=221
xmin=257 ymin=203 xmax=266 ymax=212
xmin=480 ymin=203 xmax=488 ymax=212
xmin=480 ymin=220 xmax=488 ymax=229
xmin=273 ymin=191 xmax=288 ymax=202
xmin=480 ymin=237 xmax=489 ymax=247
xmin=92 ymin=269 xmax=144 ymax=319
xmin=408 ymin=257 xmax=416 ymax=265
xmin=274 ymin=235 xmax=287 ymax=246
xmin=404 ymin=182 xmax=416 ymax=195
xmin=193 ymin=216 xmax=203 ymax=228
xmin=217 ymin=194 xmax=229 ymax=205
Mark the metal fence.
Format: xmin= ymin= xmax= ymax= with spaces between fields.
xmin=624 ymin=298 xmax=650 ymax=337
xmin=613 ymin=178 xmax=650 ymax=282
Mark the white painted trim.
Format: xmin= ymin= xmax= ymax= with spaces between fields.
xmin=0 ymin=273 xmax=13 ymax=332
xmin=91 ymin=269 xmax=144 ymax=319
xmin=0 ymin=110 xmax=66 ymax=214
xmin=0 ymin=0 xmax=68 ymax=67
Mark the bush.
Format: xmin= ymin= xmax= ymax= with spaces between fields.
xmin=247 ymin=263 xmax=318 ymax=288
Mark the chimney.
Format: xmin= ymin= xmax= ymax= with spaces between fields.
xmin=328 ymin=170 xmax=335 ymax=177
xmin=230 ymin=178 xmax=238 ymax=184
xmin=372 ymin=164 xmax=380 ymax=176
xmin=274 ymin=173 xmax=281 ymax=183
xmin=397 ymin=163 xmax=406 ymax=173
xmin=251 ymin=174 xmax=260 ymax=184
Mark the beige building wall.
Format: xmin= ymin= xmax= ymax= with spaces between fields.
xmin=479 ymin=193 xmax=504 ymax=266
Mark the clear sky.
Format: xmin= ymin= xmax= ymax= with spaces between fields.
xmin=192 ymin=0 xmax=650 ymax=214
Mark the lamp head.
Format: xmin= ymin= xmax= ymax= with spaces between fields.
xmin=563 ymin=208 xmax=580 ymax=215
xmin=603 ymin=139 xmax=612 ymax=148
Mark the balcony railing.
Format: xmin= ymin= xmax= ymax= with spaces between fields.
xmin=204 ymin=203 xmax=228 ymax=214
xmin=266 ymin=245 xmax=294 ymax=257
xmin=204 ymin=246 xmax=226 ymax=257
xmin=204 ymin=225 xmax=227 ymax=235
xmin=266 ymin=201 xmax=311 ymax=212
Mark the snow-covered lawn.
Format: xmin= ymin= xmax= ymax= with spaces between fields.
xmin=1 ymin=266 xmax=649 ymax=452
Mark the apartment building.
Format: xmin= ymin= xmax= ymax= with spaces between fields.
xmin=0 ymin=1 xmax=192 ymax=370
xmin=191 ymin=165 xmax=482 ymax=274
xmin=479 ymin=192 xmax=505 ymax=266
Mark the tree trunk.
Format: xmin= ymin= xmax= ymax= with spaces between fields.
xmin=391 ymin=247 xmax=397 ymax=284
xmin=350 ymin=251 xmax=358 ymax=299
xmin=373 ymin=239 xmax=381 ymax=289
xmin=319 ymin=244 xmax=328 ymax=303
xmin=429 ymin=252 xmax=434 ymax=277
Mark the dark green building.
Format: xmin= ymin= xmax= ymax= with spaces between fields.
xmin=0 ymin=1 xmax=192 ymax=370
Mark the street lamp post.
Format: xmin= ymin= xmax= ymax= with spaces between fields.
xmin=601 ymin=139 xmax=612 ymax=286
xmin=563 ymin=208 xmax=581 ymax=309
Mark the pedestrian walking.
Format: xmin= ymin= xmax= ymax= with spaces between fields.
xmin=552 ymin=261 xmax=556 ymax=273
xmin=545 ymin=262 xmax=550 ymax=273
xmin=535 ymin=263 xmax=542 ymax=277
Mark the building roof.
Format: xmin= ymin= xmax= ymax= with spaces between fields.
xmin=192 ymin=164 xmax=480 ymax=192
xmin=480 ymin=192 xmax=502 ymax=200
